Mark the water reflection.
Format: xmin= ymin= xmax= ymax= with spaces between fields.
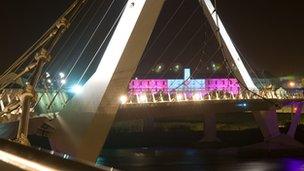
xmin=97 ymin=148 xmax=304 ymax=171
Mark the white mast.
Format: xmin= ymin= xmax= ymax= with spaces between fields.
xmin=199 ymin=0 xmax=258 ymax=92
xmin=50 ymin=0 xmax=165 ymax=162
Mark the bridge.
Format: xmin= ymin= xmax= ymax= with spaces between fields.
xmin=0 ymin=0 xmax=303 ymax=166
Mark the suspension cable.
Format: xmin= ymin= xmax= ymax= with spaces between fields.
xmin=46 ymin=0 xmax=126 ymax=110
xmin=143 ymin=7 xmax=199 ymax=79
xmin=54 ymin=0 xmax=107 ymax=74
xmin=77 ymin=3 xmax=127 ymax=84
xmin=138 ymin=0 xmax=186 ymax=65
xmin=45 ymin=0 xmax=97 ymax=73
xmin=64 ymin=0 xmax=117 ymax=81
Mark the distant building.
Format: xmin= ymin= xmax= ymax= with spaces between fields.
xmin=129 ymin=68 xmax=240 ymax=95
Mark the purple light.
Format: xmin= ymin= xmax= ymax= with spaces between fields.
xmin=129 ymin=78 xmax=240 ymax=95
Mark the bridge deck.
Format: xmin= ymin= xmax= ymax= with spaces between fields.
xmin=116 ymin=99 xmax=303 ymax=121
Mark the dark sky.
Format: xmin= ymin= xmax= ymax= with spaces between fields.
xmin=0 ymin=0 xmax=303 ymax=81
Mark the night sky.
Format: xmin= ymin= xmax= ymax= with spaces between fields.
xmin=0 ymin=0 xmax=303 ymax=82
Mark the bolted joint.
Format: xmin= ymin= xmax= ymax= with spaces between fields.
xmin=20 ymin=85 xmax=37 ymax=105
xmin=49 ymin=17 xmax=70 ymax=38
xmin=56 ymin=17 xmax=70 ymax=29
xmin=34 ymin=49 xmax=51 ymax=62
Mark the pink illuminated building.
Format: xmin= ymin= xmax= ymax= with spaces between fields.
xmin=205 ymin=79 xmax=240 ymax=95
xmin=129 ymin=69 xmax=240 ymax=95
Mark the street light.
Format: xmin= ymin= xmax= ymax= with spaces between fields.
xmin=59 ymin=72 xmax=65 ymax=79
xmin=139 ymin=94 xmax=147 ymax=103
xmin=119 ymin=95 xmax=128 ymax=104
xmin=193 ymin=93 xmax=201 ymax=101
xmin=60 ymin=79 xmax=66 ymax=85
xmin=176 ymin=93 xmax=183 ymax=101
xmin=288 ymin=81 xmax=296 ymax=88
xmin=71 ymin=85 xmax=83 ymax=94
xmin=47 ymin=79 xmax=52 ymax=84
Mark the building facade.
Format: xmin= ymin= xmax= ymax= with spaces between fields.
xmin=129 ymin=69 xmax=240 ymax=95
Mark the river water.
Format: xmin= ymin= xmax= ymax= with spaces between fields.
xmin=97 ymin=147 xmax=304 ymax=171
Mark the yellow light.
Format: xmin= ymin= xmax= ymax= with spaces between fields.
xmin=288 ymin=81 xmax=296 ymax=88
xmin=176 ymin=94 xmax=183 ymax=101
xmin=193 ymin=93 xmax=201 ymax=101
xmin=0 ymin=150 xmax=57 ymax=171
xmin=119 ymin=95 xmax=128 ymax=104
xmin=139 ymin=94 xmax=147 ymax=103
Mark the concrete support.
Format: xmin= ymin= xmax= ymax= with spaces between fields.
xmin=201 ymin=113 xmax=219 ymax=142
xmin=253 ymin=109 xmax=281 ymax=139
xmin=287 ymin=102 xmax=304 ymax=138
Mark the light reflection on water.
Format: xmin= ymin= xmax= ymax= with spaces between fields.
xmin=96 ymin=148 xmax=304 ymax=171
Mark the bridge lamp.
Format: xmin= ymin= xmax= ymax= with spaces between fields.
xmin=139 ymin=94 xmax=148 ymax=103
xmin=59 ymin=72 xmax=65 ymax=79
xmin=60 ymin=79 xmax=66 ymax=85
xmin=119 ymin=95 xmax=128 ymax=104
xmin=47 ymin=79 xmax=52 ymax=84
xmin=193 ymin=93 xmax=201 ymax=101
xmin=236 ymin=102 xmax=248 ymax=108
xmin=288 ymin=81 xmax=296 ymax=88
xmin=71 ymin=85 xmax=83 ymax=94
xmin=45 ymin=72 xmax=50 ymax=78
xmin=176 ymin=94 xmax=183 ymax=101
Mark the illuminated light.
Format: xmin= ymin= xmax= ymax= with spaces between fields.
xmin=59 ymin=72 xmax=65 ymax=78
xmin=119 ymin=95 xmax=128 ymax=104
xmin=154 ymin=63 xmax=164 ymax=73
xmin=215 ymin=92 xmax=220 ymax=100
xmin=236 ymin=102 xmax=248 ymax=108
xmin=207 ymin=94 xmax=211 ymax=100
xmin=193 ymin=93 xmax=201 ymax=101
xmin=152 ymin=93 xmax=156 ymax=103
xmin=288 ymin=81 xmax=296 ymax=88
xmin=0 ymin=150 xmax=57 ymax=171
xmin=71 ymin=85 xmax=83 ymax=94
xmin=168 ymin=93 xmax=172 ymax=102
xmin=200 ymin=0 xmax=258 ymax=92
xmin=172 ymin=63 xmax=182 ymax=72
xmin=47 ymin=79 xmax=52 ymax=84
xmin=160 ymin=94 xmax=164 ymax=102
xmin=183 ymin=93 xmax=188 ymax=101
xmin=60 ymin=79 xmax=66 ymax=85
xmin=139 ymin=94 xmax=147 ymax=103
xmin=0 ymin=100 xmax=4 ymax=111
xmin=176 ymin=94 xmax=183 ymax=101
xmin=46 ymin=72 xmax=50 ymax=78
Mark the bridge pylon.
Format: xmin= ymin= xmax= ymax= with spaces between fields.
xmin=49 ymin=0 xmax=165 ymax=162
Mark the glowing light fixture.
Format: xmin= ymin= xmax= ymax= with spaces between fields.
xmin=176 ymin=94 xmax=183 ymax=101
xmin=59 ymin=72 xmax=65 ymax=78
xmin=71 ymin=85 xmax=83 ymax=94
xmin=119 ymin=95 xmax=128 ymax=104
xmin=47 ymin=79 xmax=52 ymax=84
xmin=288 ymin=81 xmax=296 ymax=88
xmin=60 ymin=79 xmax=66 ymax=85
xmin=139 ymin=94 xmax=147 ymax=103
xmin=46 ymin=72 xmax=50 ymax=78
xmin=193 ymin=93 xmax=201 ymax=101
